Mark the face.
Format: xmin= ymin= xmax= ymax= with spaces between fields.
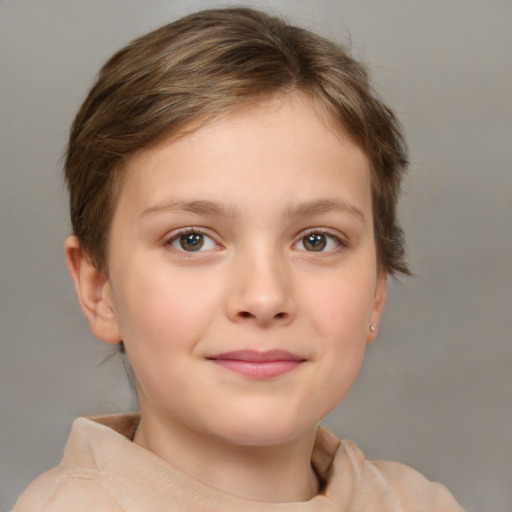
xmin=87 ymin=93 xmax=386 ymax=446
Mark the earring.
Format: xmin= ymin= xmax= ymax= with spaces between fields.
xmin=369 ymin=323 xmax=377 ymax=333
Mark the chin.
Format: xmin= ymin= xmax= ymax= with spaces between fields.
xmin=210 ymin=414 xmax=315 ymax=448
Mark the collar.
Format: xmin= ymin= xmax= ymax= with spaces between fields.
xmin=61 ymin=413 xmax=362 ymax=511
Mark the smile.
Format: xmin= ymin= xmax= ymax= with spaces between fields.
xmin=206 ymin=350 xmax=306 ymax=379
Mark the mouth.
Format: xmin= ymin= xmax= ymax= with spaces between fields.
xmin=206 ymin=350 xmax=306 ymax=379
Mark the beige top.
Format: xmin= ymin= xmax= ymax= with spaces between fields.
xmin=14 ymin=414 xmax=464 ymax=511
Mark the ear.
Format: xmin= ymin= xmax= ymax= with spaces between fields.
xmin=64 ymin=236 xmax=122 ymax=345
xmin=366 ymin=271 xmax=387 ymax=344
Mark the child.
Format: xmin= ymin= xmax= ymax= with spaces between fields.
xmin=14 ymin=7 xmax=464 ymax=511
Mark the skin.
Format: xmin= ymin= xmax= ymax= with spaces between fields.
xmin=65 ymin=92 xmax=387 ymax=503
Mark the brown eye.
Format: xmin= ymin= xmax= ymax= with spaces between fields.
xmin=295 ymin=231 xmax=343 ymax=253
xmin=178 ymin=233 xmax=204 ymax=251
xmin=168 ymin=230 xmax=217 ymax=253
xmin=302 ymin=233 xmax=327 ymax=251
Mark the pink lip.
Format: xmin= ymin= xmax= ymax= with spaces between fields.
xmin=207 ymin=350 xmax=305 ymax=378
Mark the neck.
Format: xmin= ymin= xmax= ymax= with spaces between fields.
xmin=133 ymin=406 xmax=319 ymax=503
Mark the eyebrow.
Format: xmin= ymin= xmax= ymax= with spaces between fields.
xmin=141 ymin=199 xmax=241 ymax=218
xmin=141 ymin=197 xmax=365 ymax=224
xmin=284 ymin=198 xmax=366 ymax=224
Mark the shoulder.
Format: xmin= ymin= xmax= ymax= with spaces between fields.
xmin=12 ymin=466 xmax=121 ymax=512
xmin=370 ymin=457 xmax=465 ymax=511
xmin=12 ymin=465 xmax=122 ymax=512
xmin=339 ymin=439 xmax=465 ymax=512
xmin=12 ymin=415 xmax=140 ymax=512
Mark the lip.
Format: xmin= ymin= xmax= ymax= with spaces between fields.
xmin=207 ymin=350 xmax=306 ymax=379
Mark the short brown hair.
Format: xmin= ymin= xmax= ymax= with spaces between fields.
xmin=65 ymin=6 xmax=409 ymax=275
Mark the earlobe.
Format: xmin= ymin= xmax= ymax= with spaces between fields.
xmin=367 ymin=272 xmax=387 ymax=344
xmin=64 ymin=236 xmax=122 ymax=344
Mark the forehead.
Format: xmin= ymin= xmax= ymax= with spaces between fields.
xmin=116 ymin=92 xmax=372 ymax=215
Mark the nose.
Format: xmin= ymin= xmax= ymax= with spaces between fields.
xmin=226 ymin=248 xmax=296 ymax=327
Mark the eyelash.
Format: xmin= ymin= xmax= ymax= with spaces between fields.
xmin=293 ymin=228 xmax=348 ymax=253
xmin=164 ymin=227 xmax=220 ymax=254
xmin=164 ymin=227 xmax=348 ymax=255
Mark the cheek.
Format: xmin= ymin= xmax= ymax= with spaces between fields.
xmin=112 ymin=267 xmax=223 ymax=356
xmin=112 ymin=273 xmax=217 ymax=403
xmin=301 ymin=270 xmax=375 ymax=404
xmin=304 ymin=272 xmax=375 ymax=341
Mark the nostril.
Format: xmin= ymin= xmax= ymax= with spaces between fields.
xmin=234 ymin=310 xmax=291 ymax=322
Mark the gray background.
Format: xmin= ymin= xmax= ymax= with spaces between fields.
xmin=1 ymin=1 xmax=511 ymax=511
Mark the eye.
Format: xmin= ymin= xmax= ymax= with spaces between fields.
xmin=295 ymin=231 xmax=344 ymax=252
xmin=168 ymin=230 xmax=217 ymax=252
